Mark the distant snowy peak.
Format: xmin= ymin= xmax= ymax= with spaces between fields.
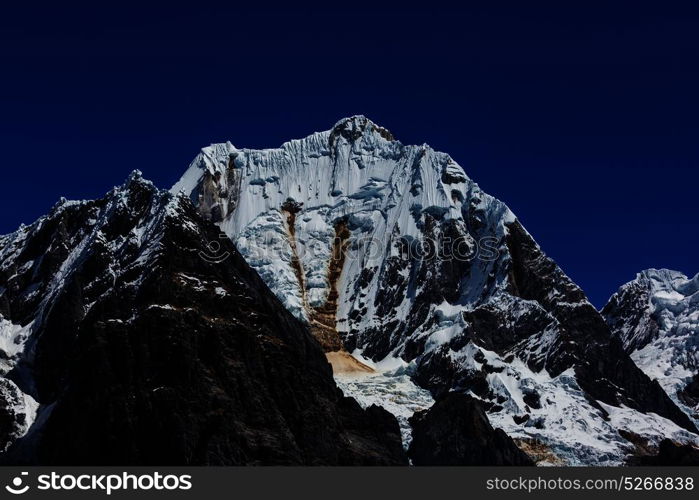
xmin=602 ymin=268 xmax=699 ymax=424
xmin=603 ymin=269 xmax=699 ymax=351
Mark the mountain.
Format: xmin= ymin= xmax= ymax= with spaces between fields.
xmin=602 ymin=269 xmax=699 ymax=426
xmin=0 ymin=172 xmax=407 ymax=464
xmin=2 ymin=118 xmax=696 ymax=466
xmin=173 ymin=116 xmax=699 ymax=464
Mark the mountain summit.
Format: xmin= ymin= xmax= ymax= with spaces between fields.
xmin=173 ymin=117 xmax=698 ymax=464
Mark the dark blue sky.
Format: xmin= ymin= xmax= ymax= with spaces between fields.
xmin=1 ymin=3 xmax=697 ymax=307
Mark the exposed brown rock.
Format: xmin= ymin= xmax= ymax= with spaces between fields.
xmin=513 ymin=438 xmax=565 ymax=466
xmin=326 ymin=351 xmax=375 ymax=375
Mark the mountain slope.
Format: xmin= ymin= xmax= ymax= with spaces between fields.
xmin=0 ymin=172 xmax=407 ymax=465
xmin=602 ymin=269 xmax=699 ymax=426
xmin=174 ymin=116 xmax=698 ymax=464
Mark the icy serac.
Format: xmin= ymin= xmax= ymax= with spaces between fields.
xmin=174 ymin=116 xmax=698 ymax=464
xmin=603 ymin=269 xmax=699 ymax=425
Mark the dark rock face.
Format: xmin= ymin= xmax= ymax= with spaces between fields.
xmin=628 ymin=439 xmax=699 ymax=466
xmin=408 ymin=393 xmax=533 ymax=466
xmin=0 ymin=174 xmax=407 ymax=465
xmin=679 ymin=374 xmax=699 ymax=410
xmin=601 ymin=278 xmax=659 ymax=353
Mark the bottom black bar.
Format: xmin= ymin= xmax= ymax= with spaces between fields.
xmin=0 ymin=467 xmax=697 ymax=499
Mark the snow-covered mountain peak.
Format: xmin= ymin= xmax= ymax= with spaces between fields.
xmin=640 ymin=269 xmax=699 ymax=316
xmin=174 ymin=120 xmax=698 ymax=463
xmin=172 ymin=116 xmax=466 ymax=206
xmin=605 ymin=268 xmax=699 ymax=349
xmin=172 ymin=118 xmax=497 ymax=323
xmin=635 ymin=268 xmax=693 ymax=293
xmin=603 ymin=268 xmax=699 ymax=426
xmin=123 ymin=168 xmax=152 ymax=187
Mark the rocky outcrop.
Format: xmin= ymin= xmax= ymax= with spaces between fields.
xmin=0 ymin=173 xmax=407 ymax=465
xmin=408 ymin=393 xmax=533 ymax=466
